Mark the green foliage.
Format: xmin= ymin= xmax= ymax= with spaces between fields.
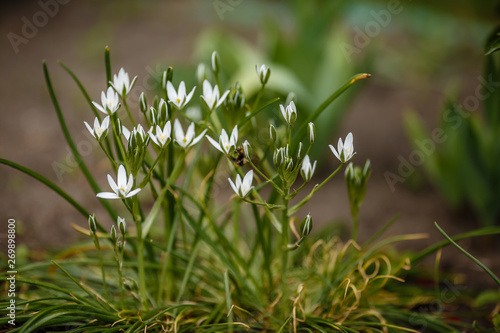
xmin=0 ymin=47 xmax=470 ymax=332
xmin=404 ymin=26 xmax=500 ymax=226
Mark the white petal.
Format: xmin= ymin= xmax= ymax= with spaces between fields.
xmin=107 ymin=174 xmax=118 ymax=193
xmin=101 ymin=116 xmax=110 ymax=129
xmin=96 ymin=192 xmax=120 ymax=199
xmin=230 ymin=125 xmax=238 ymax=144
xmin=243 ymin=170 xmax=253 ymax=189
xmin=329 ymin=144 xmax=340 ymax=161
xmin=117 ymin=165 xmax=127 ymax=187
xmin=190 ymin=129 xmax=207 ymax=147
xmin=185 ymin=123 xmax=195 ymax=143
xmin=228 ymin=177 xmax=238 ymax=195
xmin=206 ymin=135 xmax=223 ymax=153
xmin=166 ymin=81 xmax=177 ymax=101
xmin=174 ymin=119 xmax=184 ymax=142
xmin=125 ymin=188 xmax=141 ymax=198
xmin=203 ymin=80 xmax=212 ymax=98
xmin=92 ymin=101 xmax=107 ymax=114
xmin=178 ymin=81 xmax=186 ymax=97
xmin=216 ymin=90 xmax=230 ymax=108
xmin=84 ymin=121 xmax=95 ymax=138
xmin=185 ymin=86 xmax=196 ymax=104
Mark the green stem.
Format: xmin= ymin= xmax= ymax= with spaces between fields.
xmin=352 ymin=210 xmax=359 ymax=242
xmin=93 ymin=237 xmax=108 ymax=300
xmin=122 ymin=99 xmax=137 ymax=127
xmin=135 ymin=220 xmax=149 ymax=310
xmin=118 ymin=242 xmax=125 ymax=309
xmin=252 ymin=84 xmax=265 ymax=111
xmin=281 ymin=197 xmax=289 ymax=316
xmin=233 ymin=198 xmax=240 ymax=246
xmin=43 ymin=61 xmax=117 ymax=222
xmin=99 ymin=141 xmax=117 ymax=169
xmin=435 ymin=222 xmax=500 ymax=286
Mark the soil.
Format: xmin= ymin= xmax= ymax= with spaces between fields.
xmin=1 ymin=1 xmax=499 ymax=292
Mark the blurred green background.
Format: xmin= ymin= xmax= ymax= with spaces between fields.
xmin=1 ymin=0 xmax=499 ymax=257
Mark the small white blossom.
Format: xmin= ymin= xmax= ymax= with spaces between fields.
xmin=280 ymin=101 xmax=297 ymax=125
xmin=92 ymin=87 xmax=120 ymax=115
xmin=122 ymin=124 xmax=147 ymax=142
xmin=149 ymin=121 xmax=172 ymax=148
xmin=300 ymin=155 xmax=317 ymax=182
xmin=228 ymin=170 xmax=254 ymax=198
xmin=166 ymin=81 xmax=195 ymax=110
xmin=308 ymin=122 xmax=316 ymax=144
xmin=255 ymin=64 xmax=271 ymax=85
xmin=96 ymin=165 xmax=141 ymax=199
xmin=84 ymin=116 xmax=110 ymax=141
xmin=117 ymin=216 xmax=126 ymax=234
xmin=211 ymin=51 xmax=220 ymax=73
xmin=206 ymin=125 xmax=238 ymax=155
xmin=201 ymin=80 xmax=229 ymax=111
xmin=173 ymin=119 xmax=207 ymax=149
xmin=110 ymin=68 xmax=137 ymax=98
xmin=329 ymin=132 xmax=355 ymax=163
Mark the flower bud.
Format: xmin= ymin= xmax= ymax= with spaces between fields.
xmin=139 ymin=92 xmax=147 ymax=113
xmin=196 ymin=63 xmax=206 ymax=86
xmin=162 ymin=70 xmax=168 ymax=92
xmin=211 ymin=51 xmax=220 ymax=74
xmin=242 ymin=140 xmax=252 ymax=160
xmin=88 ymin=214 xmax=97 ymax=234
xmin=301 ymin=155 xmax=317 ymax=183
xmin=110 ymin=225 xmax=117 ymax=243
xmin=301 ymin=213 xmax=313 ymax=237
xmin=308 ymin=122 xmax=316 ymax=144
xmin=269 ymin=124 xmax=277 ymax=143
xmin=297 ymin=142 xmax=303 ymax=159
xmin=117 ymin=217 xmax=126 ymax=235
xmin=255 ymin=64 xmax=271 ymax=85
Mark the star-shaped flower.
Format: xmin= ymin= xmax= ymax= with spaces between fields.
xmin=329 ymin=132 xmax=355 ymax=163
xmin=200 ymin=80 xmax=229 ymax=111
xmin=228 ymin=170 xmax=254 ymax=198
xmin=206 ymin=125 xmax=238 ymax=155
xmin=84 ymin=116 xmax=110 ymax=141
xmin=110 ymin=68 xmax=137 ymax=98
xmin=166 ymin=81 xmax=195 ymax=110
xmin=92 ymin=87 xmax=120 ymax=115
xmin=173 ymin=119 xmax=206 ymax=149
xmin=96 ymin=165 xmax=141 ymax=199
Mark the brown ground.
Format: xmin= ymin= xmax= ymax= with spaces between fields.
xmin=1 ymin=1 xmax=498 ymax=290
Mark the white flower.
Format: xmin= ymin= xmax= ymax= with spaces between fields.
xmin=201 ymin=80 xmax=229 ymax=111
xmin=117 ymin=216 xmax=126 ymax=234
xmin=206 ymin=125 xmax=238 ymax=155
xmin=173 ymin=119 xmax=207 ymax=149
xmin=92 ymin=87 xmax=120 ymax=115
xmin=211 ymin=51 xmax=220 ymax=73
xmin=280 ymin=101 xmax=297 ymax=125
xmin=308 ymin=122 xmax=316 ymax=144
xmin=300 ymin=155 xmax=317 ymax=182
xmin=329 ymin=132 xmax=355 ymax=163
xmin=255 ymin=64 xmax=271 ymax=85
xmin=84 ymin=116 xmax=110 ymax=141
xmin=96 ymin=165 xmax=141 ymax=199
xmin=228 ymin=170 xmax=254 ymax=198
xmin=149 ymin=121 xmax=171 ymax=148
xmin=110 ymin=68 xmax=137 ymax=98
xmin=122 ymin=124 xmax=147 ymax=142
xmin=166 ymin=81 xmax=195 ymax=110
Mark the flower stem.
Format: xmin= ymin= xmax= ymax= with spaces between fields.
xmin=94 ymin=238 xmax=109 ymax=300
xmin=281 ymin=196 xmax=289 ymax=316
xmin=135 ymin=220 xmax=149 ymax=311
xmin=122 ymin=99 xmax=137 ymax=127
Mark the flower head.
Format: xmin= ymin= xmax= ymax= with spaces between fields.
xmin=96 ymin=165 xmax=141 ymax=199
xmin=279 ymin=101 xmax=297 ymax=125
xmin=300 ymin=155 xmax=317 ymax=183
xmin=201 ymin=80 xmax=229 ymax=111
xmin=206 ymin=125 xmax=238 ymax=155
xmin=255 ymin=64 xmax=271 ymax=85
xmin=173 ymin=119 xmax=207 ymax=149
xmin=92 ymin=87 xmax=120 ymax=115
xmin=329 ymin=132 xmax=355 ymax=163
xmin=228 ymin=170 xmax=254 ymax=198
xmin=308 ymin=122 xmax=316 ymax=144
xmin=117 ymin=216 xmax=126 ymax=235
xmin=149 ymin=121 xmax=172 ymax=148
xmin=110 ymin=68 xmax=137 ymax=98
xmin=84 ymin=116 xmax=110 ymax=141
xmin=166 ymin=81 xmax=195 ymax=110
